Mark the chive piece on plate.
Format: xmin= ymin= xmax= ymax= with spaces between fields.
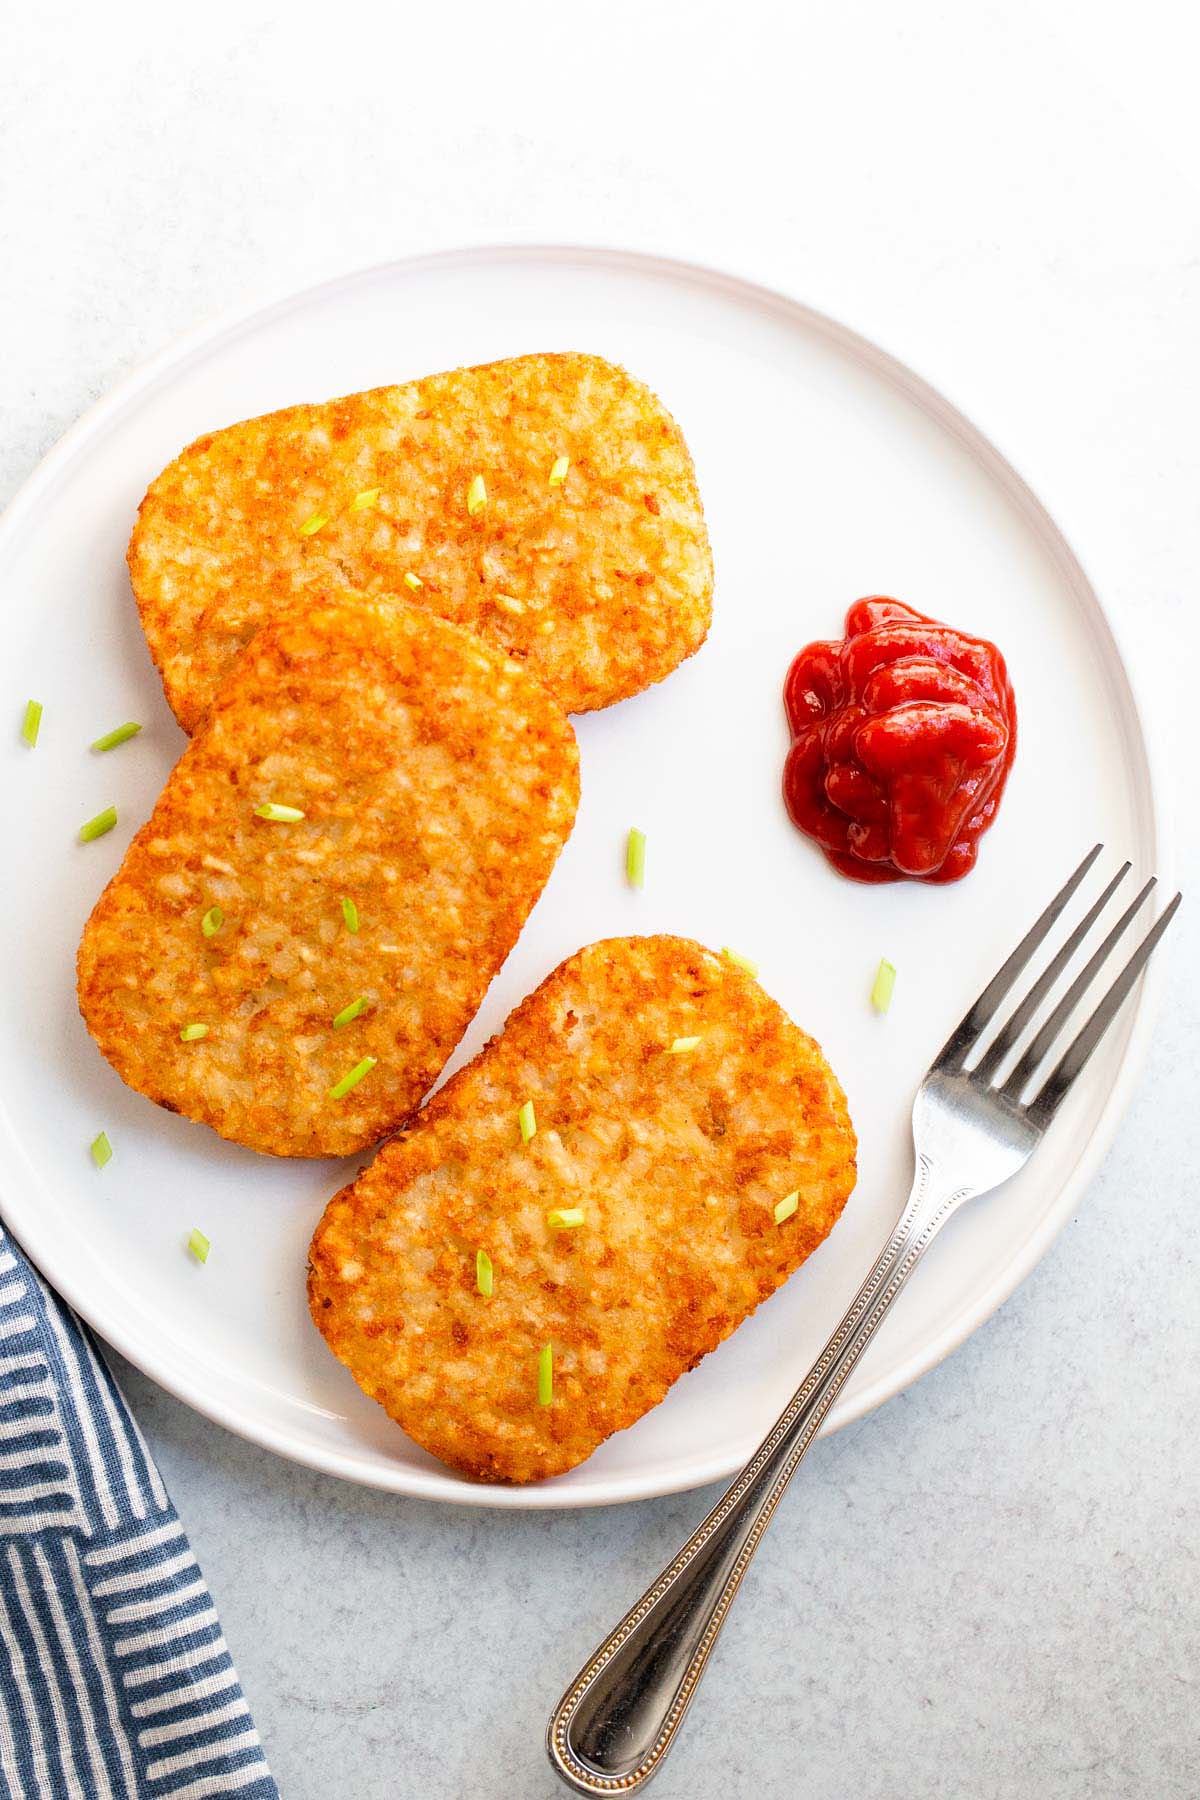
xmin=79 ymin=805 xmax=118 ymax=843
xmin=90 ymin=1131 xmax=113 ymax=1170
xmin=21 ymin=700 xmax=43 ymax=748
xmin=476 ymin=1249 xmax=493 ymax=1298
xmin=871 ymin=958 xmax=897 ymax=1014
xmin=537 ymin=1343 xmax=553 ymax=1407
xmin=467 ymin=474 xmax=487 ymax=516
xmin=774 ymin=1190 xmax=799 ymax=1225
xmin=403 ymin=572 xmax=423 ymax=590
xmin=546 ymin=1207 xmax=584 ymax=1229
xmin=549 ymin=455 xmax=569 ymax=486
xmin=668 ymin=1036 xmax=701 ymax=1054
xmin=626 ymin=827 xmax=646 ymax=890
xmin=329 ymin=1055 xmax=377 ymax=1100
xmin=187 ymin=1228 xmax=210 ymax=1264
xmin=254 ymin=802 xmax=305 ymax=822
xmin=91 ymin=722 xmax=142 ymax=752
xmin=351 ymin=488 xmax=379 ymax=511
xmin=201 ymin=905 xmax=224 ymax=939
xmin=298 ymin=512 xmax=327 ymax=536
xmin=340 ymin=895 xmax=359 ymax=933
xmin=179 ymin=1023 xmax=209 ymax=1042
xmin=721 ymin=946 xmax=759 ymax=977
xmin=332 ymin=996 xmax=369 ymax=1029
xmin=518 ymin=1100 xmax=537 ymax=1143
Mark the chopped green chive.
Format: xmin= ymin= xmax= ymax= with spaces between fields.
xmin=871 ymin=958 xmax=897 ymax=1014
xmin=329 ymin=1055 xmax=377 ymax=1100
xmin=668 ymin=1036 xmax=701 ymax=1054
xmin=721 ymin=946 xmax=759 ymax=977
xmin=476 ymin=1249 xmax=493 ymax=1298
xmin=298 ymin=512 xmax=327 ymax=536
xmin=537 ymin=1343 xmax=553 ymax=1406
xmin=774 ymin=1190 xmax=799 ymax=1225
xmin=187 ymin=1228 xmax=210 ymax=1264
xmin=332 ymin=996 xmax=369 ymax=1029
xmin=90 ymin=721 xmax=142 ymax=752
xmin=254 ymin=802 xmax=305 ymax=822
xmin=201 ymin=905 xmax=224 ymax=939
xmin=351 ymin=488 xmax=380 ymax=511
xmin=90 ymin=1131 xmax=113 ymax=1170
xmin=626 ymin=827 xmax=646 ymax=889
xmin=179 ymin=1023 xmax=209 ymax=1042
xmin=79 ymin=806 xmax=118 ymax=843
xmin=21 ymin=700 xmax=43 ymax=748
xmin=340 ymin=895 xmax=359 ymax=933
xmin=518 ymin=1100 xmax=537 ymax=1143
xmin=549 ymin=455 xmax=569 ymax=486
xmin=467 ymin=474 xmax=487 ymax=516
xmin=547 ymin=1207 xmax=585 ymax=1230
xmin=403 ymin=571 xmax=423 ymax=590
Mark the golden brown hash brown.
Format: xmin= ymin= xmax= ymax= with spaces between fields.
xmin=76 ymin=599 xmax=579 ymax=1158
xmin=128 ymin=352 xmax=714 ymax=730
xmin=308 ymin=935 xmax=856 ymax=1483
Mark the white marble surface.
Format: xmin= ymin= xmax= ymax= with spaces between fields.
xmin=3 ymin=3 xmax=1197 ymax=1795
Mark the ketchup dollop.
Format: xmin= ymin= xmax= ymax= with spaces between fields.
xmin=783 ymin=597 xmax=1016 ymax=884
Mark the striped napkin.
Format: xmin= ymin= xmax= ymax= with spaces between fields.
xmin=0 ymin=1223 xmax=277 ymax=1799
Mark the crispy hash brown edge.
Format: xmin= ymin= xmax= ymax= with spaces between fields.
xmin=307 ymin=935 xmax=857 ymax=1483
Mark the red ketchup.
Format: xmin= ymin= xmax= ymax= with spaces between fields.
xmin=783 ymin=597 xmax=1016 ymax=884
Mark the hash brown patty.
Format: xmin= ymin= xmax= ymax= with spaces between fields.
xmin=76 ymin=599 xmax=579 ymax=1158
xmin=128 ymin=352 xmax=714 ymax=730
xmin=308 ymin=935 xmax=856 ymax=1482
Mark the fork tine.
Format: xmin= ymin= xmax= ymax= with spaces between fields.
xmin=933 ymin=843 xmax=1103 ymax=1072
xmin=973 ymin=861 xmax=1131 ymax=1083
xmin=1025 ymin=891 xmax=1181 ymax=1126
xmin=999 ymin=877 xmax=1157 ymax=1101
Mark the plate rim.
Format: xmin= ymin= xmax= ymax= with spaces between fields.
xmin=0 ymin=236 xmax=1173 ymax=1510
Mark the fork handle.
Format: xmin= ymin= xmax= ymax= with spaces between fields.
xmin=546 ymin=1162 xmax=972 ymax=1795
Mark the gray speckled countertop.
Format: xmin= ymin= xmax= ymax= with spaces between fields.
xmin=3 ymin=4 xmax=1197 ymax=1794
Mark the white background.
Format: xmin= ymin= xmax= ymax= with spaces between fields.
xmin=2 ymin=4 xmax=1197 ymax=1796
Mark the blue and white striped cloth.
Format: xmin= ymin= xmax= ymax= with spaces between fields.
xmin=0 ymin=1223 xmax=277 ymax=1799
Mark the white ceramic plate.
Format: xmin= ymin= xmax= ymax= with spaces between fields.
xmin=0 ymin=246 xmax=1167 ymax=1508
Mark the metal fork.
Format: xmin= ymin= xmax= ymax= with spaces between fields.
xmin=547 ymin=846 xmax=1180 ymax=1796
